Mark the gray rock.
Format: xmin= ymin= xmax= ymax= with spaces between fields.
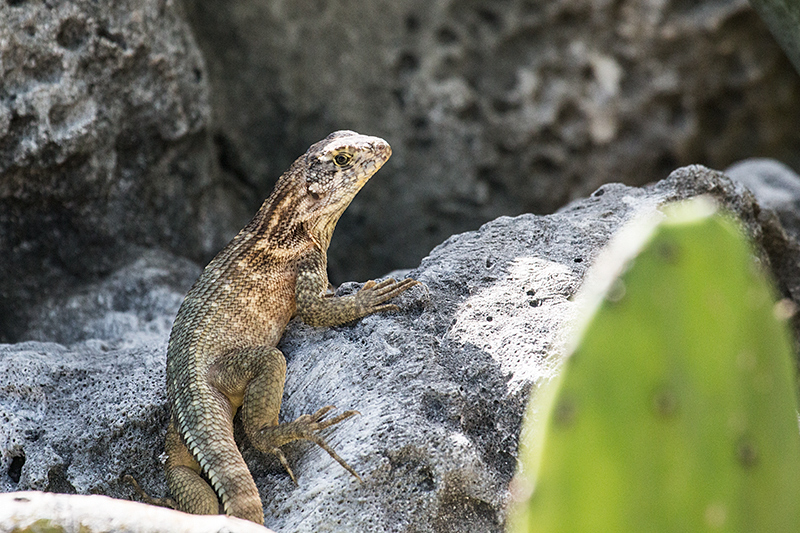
xmin=24 ymin=249 xmax=200 ymax=347
xmin=0 ymin=0 xmax=247 ymax=342
xmin=183 ymin=0 xmax=800 ymax=284
xmin=726 ymin=158 xmax=800 ymax=243
xmin=5 ymin=0 xmax=800 ymax=351
xmin=722 ymin=158 xmax=800 ymax=316
xmin=3 ymin=166 xmax=799 ymax=531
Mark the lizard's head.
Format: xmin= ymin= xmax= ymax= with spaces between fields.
xmin=302 ymin=130 xmax=391 ymax=202
xmin=291 ymin=130 xmax=392 ymax=245
xmin=257 ymin=130 xmax=392 ymax=250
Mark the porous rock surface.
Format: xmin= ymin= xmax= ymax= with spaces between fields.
xmin=0 ymin=0 xmax=246 ymax=342
xmin=183 ymin=0 xmax=800 ymax=282
xmin=4 ymin=0 xmax=800 ymax=344
xmin=3 ymin=166 xmax=799 ymax=532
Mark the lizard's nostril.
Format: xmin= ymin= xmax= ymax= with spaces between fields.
xmin=375 ymin=142 xmax=391 ymax=159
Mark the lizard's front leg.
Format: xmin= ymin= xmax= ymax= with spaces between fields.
xmin=295 ymin=249 xmax=419 ymax=327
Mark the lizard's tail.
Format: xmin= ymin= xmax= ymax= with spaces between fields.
xmin=167 ymin=399 xmax=264 ymax=524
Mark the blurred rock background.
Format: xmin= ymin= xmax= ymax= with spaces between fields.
xmin=2 ymin=0 xmax=800 ymax=342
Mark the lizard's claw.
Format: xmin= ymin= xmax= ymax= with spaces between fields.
xmin=356 ymin=277 xmax=420 ymax=314
xmin=271 ymin=447 xmax=298 ymax=485
xmin=259 ymin=406 xmax=362 ymax=483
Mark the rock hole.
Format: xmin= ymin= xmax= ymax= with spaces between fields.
xmin=436 ymin=27 xmax=458 ymax=45
xmin=476 ymin=8 xmax=500 ymax=29
xmin=57 ymin=18 xmax=90 ymax=50
xmin=491 ymin=98 xmax=519 ymax=114
xmin=404 ymin=14 xmax=420 ymax=32
xmin=417 ymin=465 xmax=435 ymax=492
xmin=396 ymin=52 xmax=419 ymax=75
xmin=96 ymin=27 xmax=127 ymax=49
xmin=8 ymin=451 xmax=25 ymax=483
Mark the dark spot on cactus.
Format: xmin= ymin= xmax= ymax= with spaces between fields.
xmin=655 ymin=240 xmax=680 ymax=264
xmin=652 ymin=387 xmax=678 ymax=418
xmin=553 ymin=396 xmax=577 ymax=428
xmin=736 ymin=438 xmax=759 ymax=468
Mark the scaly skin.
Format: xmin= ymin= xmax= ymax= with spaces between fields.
xmin=162 ymin=131 xmax=418 ymax=524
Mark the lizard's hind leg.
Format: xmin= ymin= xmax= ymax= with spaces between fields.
xmin=232 ymin=346 xmax=361 ymax=483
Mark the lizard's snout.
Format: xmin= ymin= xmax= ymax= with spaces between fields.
xmin=372 ymin=138 xmax=391 ymax=161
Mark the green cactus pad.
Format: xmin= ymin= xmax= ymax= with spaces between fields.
xmin=510 ymin=197 xmax=800 ymax=532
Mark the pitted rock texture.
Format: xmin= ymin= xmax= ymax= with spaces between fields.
xmin=4 ymin=0 xmax=800 ymax=345
xmin=3 ymin=167 xmax=800 ymax=532
xmin=183 ymin=0 xmax=800 ymax=284
xmin=0 ymin=0 xmax=246 ymax=342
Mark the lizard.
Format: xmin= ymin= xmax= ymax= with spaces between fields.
xmin=141 ymin=131 xmax=418 ymax=524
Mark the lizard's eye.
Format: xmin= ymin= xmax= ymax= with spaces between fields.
xmin=332 ymin=153 xmax=352 ymax=167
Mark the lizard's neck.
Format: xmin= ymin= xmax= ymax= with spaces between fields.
xmin=245 ymin=169 xmax=345 ymax=256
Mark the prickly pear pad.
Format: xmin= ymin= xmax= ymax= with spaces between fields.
xmin=510 ymin=197 xmax=800 ymax=532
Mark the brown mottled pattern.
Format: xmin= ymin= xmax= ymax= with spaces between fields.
xmin=162 ymin=131 xmax=419 ymax=524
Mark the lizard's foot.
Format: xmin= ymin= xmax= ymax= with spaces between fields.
xmin=256 ymin=406 xmax=361 ymax=484
xmin=124 ymin=475 xmax=178 ymax=510
xmin=356 ymin=277 xmax=420 ymax=313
